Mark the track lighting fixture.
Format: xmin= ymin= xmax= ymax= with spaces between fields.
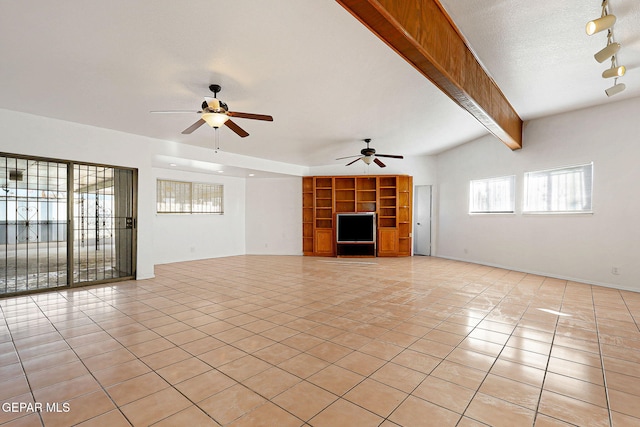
xmin=586 ymin=0 xmax=616 ymax=35
xmin=605 ymin=80 xmax=626 ymax=97
xmin=603 ymin=55 xmax=626 ymax=79
xmin=586 ymin=14 xmax=616 ymax=35
xmin=602 ymin=65 xmax=626 ymax=79
xmin=594 ymin=40 xmax=620 ymax=63
xmin=588 ymin=0 xmax=627 ymax=96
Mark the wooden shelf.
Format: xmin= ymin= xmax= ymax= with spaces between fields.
xmin=303 ymin=175 xmax=412 ymax=257
xmin=379 ymin=176 xmax=396 ymax=187
xmin=302 ymin=177 xmax=314 ymax=253
xmin=335 ymin=177 xmax=355 ymax=190
xmin=336 ymin=202 xmax=355 ymax=213
xmin=337 ymin=242 xmax=376 ymax=257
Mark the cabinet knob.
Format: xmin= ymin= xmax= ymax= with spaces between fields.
xmin=417 ymin=222 xmax=421 ymax=225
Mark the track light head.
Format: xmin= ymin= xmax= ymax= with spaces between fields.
xmin=602 ymin=65 xmax=626 ymax=78
xmin=605 ymin=82 xmax=626 ymax=97
xmin=586 ymin=14 xmax=616 ymax=35
xmin=594 ymin=42 xmax=621 ymax=63
xmin=588 ymin=1 xmax=628 ymax=96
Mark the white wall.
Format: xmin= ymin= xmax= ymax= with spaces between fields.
xmin=0 ymin=109 xmax=156 ymax=279
xmin=0 ymin=109 xmax=282 ymax=278
xmin=152 ymin=168 xmax=246 ymax=264
xmin=436 ymin=97 xmax=640 ymax=291
xmin=309 ymin=154 xmax=437 ymax=186
xmin=9 ymin=101 xmax=638 ymax=293
xmin=245 ymin=177 xmax=302 ymax=255
xmin=242 ymin=157 xmax=438 ymax=257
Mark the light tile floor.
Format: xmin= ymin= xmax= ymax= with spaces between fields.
xmin=1 ymin=255 xmax=640 ymax=426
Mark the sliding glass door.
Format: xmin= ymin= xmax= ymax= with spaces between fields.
xmin=0 ymin=154 xmax=136 ymax=296
xmin=73 ymin=165 xmax=135 ymax=284
xmin=0 ymin=156 xmax=68 ymax=294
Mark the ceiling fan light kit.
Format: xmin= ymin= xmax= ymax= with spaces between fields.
xmin=586 ymin=0 xmax=626 ymax=96
xmin=202 ymin=112 xmax=229 ymax=128
xmin=151 ymin=83 xmax=273 ymax=139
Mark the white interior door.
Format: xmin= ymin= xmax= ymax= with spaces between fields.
xmin=414 ymin=185 xmax=431 ymax=256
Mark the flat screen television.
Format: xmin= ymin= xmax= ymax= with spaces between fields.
xmin=336 ymin=213 xmax=376 ymax=243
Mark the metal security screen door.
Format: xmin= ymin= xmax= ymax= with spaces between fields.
xmin=0 ymin=154 xmax=136 ymax=296
xmin=73 ymin=165 xmax=135 ymax=285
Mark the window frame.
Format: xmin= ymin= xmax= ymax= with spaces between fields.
xmin=522 ymin=162 xmax=593 ymax=214
xmin=156 ymin=179 xmax=224 ymax=215
xmin=468 ymin=174 xmax=516 ymax=214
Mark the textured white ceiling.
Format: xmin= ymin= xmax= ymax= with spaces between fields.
xmin=439 ymin=0 xmax=640 ymax=119
xmin=0 ymin=1 xmax=638 ymax=167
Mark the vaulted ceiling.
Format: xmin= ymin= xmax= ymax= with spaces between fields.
xmin=1 ymin=1 xmax=638 ymax=167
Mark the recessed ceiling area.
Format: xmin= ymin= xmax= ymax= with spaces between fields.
xmin=0 ymin=1 xmax=638 ymax=169
xmin=153 ymin=155 xmax=293 ymax=179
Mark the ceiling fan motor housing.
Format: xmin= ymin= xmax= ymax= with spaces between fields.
xmin=361 ymin=148 xmax=376 ymax=156
xmin=204 ymin=98 xmax=228 ymax=113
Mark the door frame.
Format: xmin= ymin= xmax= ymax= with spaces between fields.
xmin=69 ymin=162 xmax=138 ymax=287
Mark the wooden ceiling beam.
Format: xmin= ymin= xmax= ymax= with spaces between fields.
xmin=336 ymin=0 xmax=523 ymax=150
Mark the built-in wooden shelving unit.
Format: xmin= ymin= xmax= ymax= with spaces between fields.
xmin=302 ymin=175 xmax=413 ymax=257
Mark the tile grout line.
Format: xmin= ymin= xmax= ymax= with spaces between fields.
xmin=29 ymin=287 xmax=209 ymax=426
xmin=2 ymin=295 xmax=46 ymax=426
xmin=530 ymin=279 xmax=566 ymax=426
xmin=453 ymin=274 xmax=551 ymax=426
xmin=3 ymin=256 xmax=639 ymax=426
xmin=32 ymin=290 xmax=136 ymax=426
xmin=80 ymin=287 xmax=228 ymax=427
xmin=101 ymin=283 xmax=314 ymax=426
xmin=593 ymin=288 xmax=616 ymax=427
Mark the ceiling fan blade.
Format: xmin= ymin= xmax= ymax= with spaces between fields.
xmin=375 ymin=154 xmax=404 ymax=159
xmin=151 ymin=110 xmax=200 ymax=114
xmin=346 ymin=157 xmax=362 ymax=166
xmin=336 ymin=155 xmax=361 ymax=160
xmin=374 ymin=158 xmax=387 ymax=168
xmin=225 ymin=119 xmax=249 ymax=137
xmin=228 ymin=111 xmax=274 ymax=121
xmin=181 ymin=119 xmax=206 ymax=134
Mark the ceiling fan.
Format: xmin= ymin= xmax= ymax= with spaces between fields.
xmin=151 ymin=84 xmax=273 ymax=138
xmin=336 ymin=139 xmax=403 ymax=168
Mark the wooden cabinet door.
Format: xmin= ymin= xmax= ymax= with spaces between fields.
xmin=377 ymin=228 xmax=398 ymax=256
xmin=314 ymin=229 xmax=334 ymax=256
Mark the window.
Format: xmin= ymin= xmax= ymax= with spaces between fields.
xmin=523 ymin=163 xmax=593 ymax=213
xmin=469 ymin=175 xmax=515 ymax=214
xmin=157 ymin=180 xmax=224 ymax=214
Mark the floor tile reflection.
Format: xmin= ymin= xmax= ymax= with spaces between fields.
xmin=0 ymin=255 xmax=639 ymax=426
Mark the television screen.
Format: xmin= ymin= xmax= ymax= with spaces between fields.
xmin=336 ymin=213 xmax=376 ymax=243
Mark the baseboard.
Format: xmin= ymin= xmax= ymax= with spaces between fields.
xmin=435 ymin=255 xmax=637 ymax=293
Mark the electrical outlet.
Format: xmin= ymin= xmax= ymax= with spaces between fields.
xmin=611 ymin=267 xmax=620 ymax=275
